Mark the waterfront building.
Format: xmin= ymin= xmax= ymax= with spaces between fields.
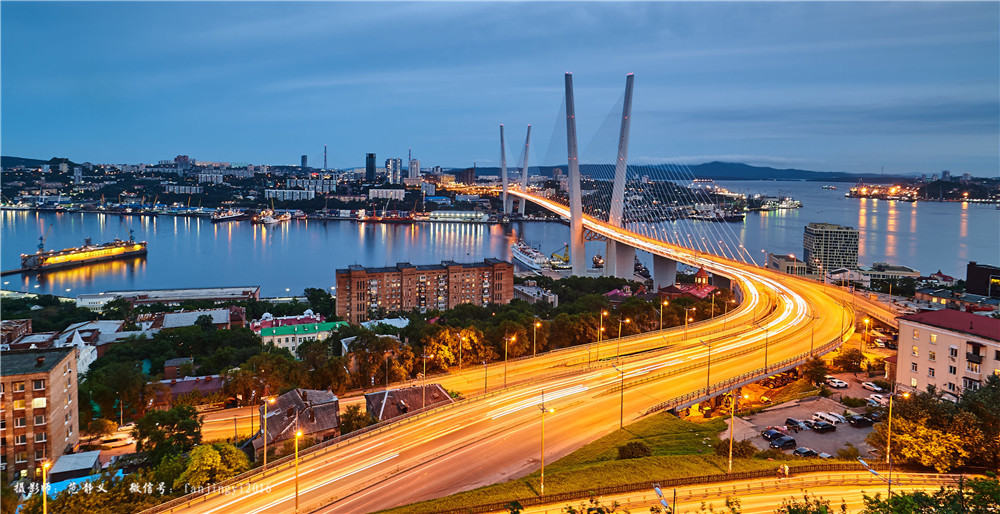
xmin=366 ymin=153 xmax=376 ymax=183
xmin=966 ymin=262 xmax=1000 ymax=298
xmin=197 ymin=173 xmax=224 ymax=184
xmin=259 ymin=321 xmax=347 ymax=353
xmin=1 ymin=348 xmax=80 ymax=480
xmin=368 ymin=189 xmax=405 ymax=201
xmin=164 ymin=185 xmax=203 ymax=194
xmin=802 ymin=222 xmax=859 ymax=273
xmin=896 ymin=309 xmax=1000 ymax=400
xmin=385 ymin=158 xmax=403 ymax=184
xmin=335 ymin=259 xmax=514 ymax=324
xmin=766 ymin=253 xmax=808 ymax=275
xmin=859 ymin=262 xmax=920 ymax=282
xmin=76 ymin=286 xmax=260 ymax=311
xmin=513 ymin=280 xmax=559 ymax=307
xmin=264 ymin=189 xmax=315 ymax=201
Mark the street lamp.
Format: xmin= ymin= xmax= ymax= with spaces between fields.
xmin=728 ymin=393 xmax=749 ymax=474
xmin=711 ymin=291 xmax=719 ymax=318
xmin=533 ymin=321 xmax=541 ymax=357
xmin=459 ymin=336 xmax=466 ymax=371
xmin=886 ymin=390 xmax=910 ymax=496
xmin=262 ymin=396 xmax=276 ymax=471
xmin=611 ymin=363 xmax=625 ymax=428
xmin=422 ymin=353 xmax=434 ymax=408
xmin=724 ymin=299 xmax=736 ymax=330
xmin=42 ymin=460 xmax=51 ymax=514
xmin=659 ymin=300 xmax=669 ymax=330
xmin=700 ymin=339 xmax=711 ymax=394
xmin=539 ymin=397 xmax=555 ymax=497
xmin=754 ymin=320 xmax=770 ymax=369
xmin=617 ymin=317 xmax=630 ymax=360
xmin=504 ymin=334 xmax=515 ymax=387
xmin=684 ymin=307 xmax=696 ymax=341
xmin=864 ymin=318 xmax=871 ymax=350
xmin=294 ymin=429 xmax=303 ymax=513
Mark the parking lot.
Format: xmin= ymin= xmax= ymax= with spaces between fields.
xmin=740 ymin=395 xmax=876 ymax=457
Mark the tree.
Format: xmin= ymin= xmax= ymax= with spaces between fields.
xmin=867 ymin=417 xmax=968 ymax=472
xmin=86 ymin=419 xmax=118 ymax=442
xmin=173 ymin=443 xmax=249 ymax=489
xmin=862 ymin=473 xmax=1000 ymax=513
xmin=776 ymin=494 xmax=847 ymax=514
xmin=801 ymin=357 xmax=830 ymax=385
xmin=102 ymin=297 xmax=137 ymax=329
xmin=195 ymin=314 xmax=216 ymax=332
xmin=133 ymin=405 xmax=203 ymax=466
xmin=341 ymin=403 xmax=376 ymax=433
xmin=832 ymin=348 xmax=865 ymax=372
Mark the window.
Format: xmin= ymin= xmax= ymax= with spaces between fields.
xmin=32 ymin=380 xmax=44 ymax=391
xmin=950 ymin=347 xmax=959 ymax=358
xmin=12 ymin=382 xmax=25 ymax=393
xmin=14 ymin=418 xmax=26 ymax=428
xmin=0 ymin=418 xmax=5 ymax=430
xmin=928 ymin=368 xmax=935 ymax=378
xmin=968 ymin=362 xmax=981 ymax=374
xmin=15 ymin=452 xmax=27 ymax=464
xmin=963 ymin=377 xmax=981 ymax=391
xmin=12 ymin=400 xmax=25 ymax=410
xmin=34 ymin=415 xmax=45 ymax=426
xmin=911 ymin=378 xmax=918 ymax=387
xmin=14 ymin=435 xmax=27 ymax=445
xmin=948 ymin=382 xmax=956 ymax=391
xmin=912 ymin=329 xmax=919 ymax=339
xmin=911 ymin=363 xmax=918 ymax=372
xmin=34 ymin=433 xmax=46 ymax=443
xmin=930 ymin=334 xmax=937 ymax=344
xmin=949 ymin=365 xmax=957 ymax=375
xmin=31 ymin=398 xmax=46 ymax=409
xmin=34 ymin=450 xmax=45 ymax=461
xmin=996 ymin=350 xmax=1000 ymax=361
xmin=911 ymin=346 xmax=919 ymax=357
xmin=929 ymin=351 xmax=936 ymax=362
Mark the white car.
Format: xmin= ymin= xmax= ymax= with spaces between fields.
xmin=812 ymin=412 xmax=840 ymax=425
xmin=825 ymin=412 xmax=847 ymax=424
xmin=861 ymin=382 xmax=883 ymax=392
xmin=826 ymin=378 xmax=848 ymax=388
xmin=117 ymin=422 xmax=136 ymax=432
xmin=868 ymin=394 xmax=888 ymax=406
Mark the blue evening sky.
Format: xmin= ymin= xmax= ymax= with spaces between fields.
xmin=2 ymin=2 xmax=997 ymax=175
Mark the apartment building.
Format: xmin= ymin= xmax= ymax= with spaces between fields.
xmin=336 ymin=259 xmax=514 ymax=324
xmin=896 ymin=309 xmax=1000 ymax=400
xmin=1 ymin=348 xmax=79 ymax=480
xmin=803 ymin=222 xmax=859 ymax=273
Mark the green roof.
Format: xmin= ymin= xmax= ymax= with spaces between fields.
xmin=260 ymin=321 xmax=346 ymax=337
xmin=1 ymin=348 xmax=74 ymax=376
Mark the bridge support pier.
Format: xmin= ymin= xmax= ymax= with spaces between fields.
xmin=605 ymin=240 xmax=635 ymax=280
xmin=653 ymin=255 xmax=677 ymax=291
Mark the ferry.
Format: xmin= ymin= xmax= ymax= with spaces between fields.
xmin=511 ymin=240 xmax=549 ymax=270
xmin=20 ymin=232 xmax=147 ymax=272
xmin=251 ymin=210 xmax=290 ymax=224
xmin=822 ymin=185 xmax=838 ymax=190
xmin=593 ymin=253 xmax=605 ymax=269
xmin=211 ymin=209 xmax=248 ymax=223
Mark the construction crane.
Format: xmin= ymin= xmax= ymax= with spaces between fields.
xmin=37 ymin=224 xmax=53 ymax=253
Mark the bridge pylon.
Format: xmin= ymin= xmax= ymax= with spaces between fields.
xmin=565 ymin=73 xmax=585 ymax=276
xmin=518 ymin=125 xmax=531 ymax=215
xmin=500 ymin=124 xmax=511 ymax=214
xmin=606 ymin=73 xmax=635 ymax=279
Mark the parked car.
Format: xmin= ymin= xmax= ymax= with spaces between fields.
xmin=818 ymin=452 xmax=833 ymax=459
xmin=785 ymin=418 xmax=808 ymax=432
xmin=826 ymin=378 xmax=848 ymax=388
xmin=869 ymin=394 xmax=888 ymax=406
xmin=761 ymin=429 xmax=784 ymax=441
xmin=117 ymin=422 xmax=136 ymax=432
xmin=862 ymin=382 xmax=884 ymax=392
xmin=812 ymin=412 xmax=840 ymax=425
xmin=765 ymin=425 xmax=790 ymax=435
xmin=868 ymin=410 xmax=885 ymax=422
xmin=770 ymin=435 xmax=797 ymax=450
xmin=826 ymin=412 xmax=848 ymax=424
xmin=848 ymin=415 xmax=874 ymax=427
xmin=801 ymin=419 xmax=817 ymax=429
xmin=793 ymin=447 xmax=818 ymax=457
xmin=102 ymin=434 xmax=135 ymax=448
xmin=812 ymin=421 xmax=837 ymax=433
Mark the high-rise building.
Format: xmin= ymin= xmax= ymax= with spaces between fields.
xmin=323 ymin=145 xmax=327 ymax=170
xmin=1 ymin=348 xmax=80 ymax=480
xmin=385 ymin=158 xmax=403 ymax=184
xmin=301 ymin=155 xmax=308 ymax=169
xmin=73 ymin=167 xmax=82 ymax=185
xmin=457 ymin=166 xmax=476 ymax=185
xmin=966 ymin=262 xmax=1000 ymax=298
xmin=365 ymin=153 xmax=376 ymax=183
xmin=335 ymin=259 xmax=514 ymax=324
xmin=802 ymin=222 xmax=859 ymax=273
xmin=408 ymin=158 xmax=420 ymax=179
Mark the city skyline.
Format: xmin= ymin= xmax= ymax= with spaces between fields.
xmin=2 ymin=2 xmax=998 ymax=175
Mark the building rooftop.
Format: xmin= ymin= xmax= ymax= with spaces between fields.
xmin=0 ymin=347 xmax=74 ymax=376
xmin=49 ymin=451 xmax=101 ymax=476
xmin=337 ymin=259 xmax=509 ymax=275
xmin=260 ymin=321 xmax=346 ymax=338
xmin=364 ymin=384 xmax=453 ymax=422
xmin=164 ymin=357 xmax=194 ymax=368
xmin=77 ymin=286 xmax=259 ymax=301
xmin=899 ymin=309 xmax=1000 ymax=342
xmin=161 ymin=308 xmax=231 ymax=329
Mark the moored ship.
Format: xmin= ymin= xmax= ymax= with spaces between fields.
xmin=20 ymin=232 xmax=147 ymax=272
xmin=511 ymin=240 xmax=549 ymax=270
xmin=211 ymin=209 xmax=248 ymax=223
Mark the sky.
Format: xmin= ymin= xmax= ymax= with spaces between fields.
xmin=2 ymin=2 xmax=998 ymax=175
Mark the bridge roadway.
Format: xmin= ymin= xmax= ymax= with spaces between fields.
xmin=167 ymin=194 xmax=868 ymax=514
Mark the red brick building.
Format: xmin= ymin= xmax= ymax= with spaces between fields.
xmin=336 ymin=259 xmax=514 ymax=324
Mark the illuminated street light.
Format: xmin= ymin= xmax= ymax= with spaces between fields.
xmin=422 ymin=353 xmax=435 ymax=407
xmin=728 ymin=393 xmax=749 ymax=473
xmin=886 ymin=390 xmax=910 ymax=497
xmin=42 ymin=460 xmax=51 ymax=514
xmin=611 ymin=363 xmax=625 ymax=428
xmin=616 ymin=317 xmax=630 ymax=360
xmin=504 ymin=334 xmax=514 ymax=387
xmin=459 ymin=336 xmax=467 ymax=371
xmin=294 ymin=429 xmax=303 ymax=513
xmin=754 ymin=320 xmax=770 ymax=369
xmin=262 ymin=396 xmax=276 ymax=471
xmin=659 ymin=300 xmax=669 ymax=331
xmin=684 ymin=307 xmax=696 ymax=341
xmin=538 ymin=396 xmax=555 ymax=496
xmin=699 ymin=339 xmax=711 ymax=394
xmin=533 ymin=321 xmax=541 ymax=357
xmin=864 ymin=318 xmax=871 ymax=350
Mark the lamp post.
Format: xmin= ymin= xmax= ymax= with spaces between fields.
xmin=754 ymin=320 xmax=770 ymax=369
xmin=42 ymin=460 xmax=51 ymax=514
xmin=700 ymin=339 xmax=711 ymax=394
xmin=533 ymin=321 xmax=541 ymax=357
xmin=483 ymin=361 xmax=488 ymax=394
xmin=616 ymin=317 xmax=630 ymax=360
xmin=864 ymin=318 xmax=871 ymax=351
xmin=684 ymin=307 xmax=696 ymax=341
xmin=262 ymin=397 xmax=275 ymax=470
xmin=459 ymin=336 xmax=466 ymax=371
xmin=711 ymin=291 xmax=718 ymax=318
xmin=504 ymin=334 xmax=515 ymax=387
xmin=422 ymin=353 xmax=434 ymax=408
xmin=728 ymin=393 xmax=749 ymax=474
xmin=539 ymin=396 xmax=555 ymax=497
xmin=597 ymin=310 xmax=608 ymax=363
xmin=886 ymin=390 xmax=910 ymax=497
xmin=294 ymin=429 xmax=303 ymax=513
xmin=611 ymin=363 xmax=625 ymax=428
xmin=724 ymin=299 xmax=735 ymax=330
xmin=385 ymin=354 xmax=390 ymax=391
xmin=659 ymin=300 xmax=669 ymax=331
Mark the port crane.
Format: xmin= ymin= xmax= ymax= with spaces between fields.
xmin=37 ymin=224 xmax=53 ymax=252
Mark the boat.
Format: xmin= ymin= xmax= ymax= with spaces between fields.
xmin=251 ymin=209 xmax=290 ymax=224
xmin=593 ymin=253 xmax=605 ymax=269
xmin=211 ymin=209 xmax=247 ymax=223
xmin=20 ymin=231 xmax=147 ymax=272
xmin=511 ymin=240 xmax=549 ymax=270
xmin=822 ymin=185 xmax=838 ymax=190
xmin=690 ymin=210 xmax=745 ymax=222
xmin=549 ymin=243 xmax=572 ymax=269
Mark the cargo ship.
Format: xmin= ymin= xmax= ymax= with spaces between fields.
xmin=211 ymin=209 xmax=248 ymax=223
xmin=511 ymin=240 xmax=549 ymax=270
xmin=20 ymin=232 xmax=147 ymax=272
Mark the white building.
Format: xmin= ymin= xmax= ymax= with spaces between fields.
xmin=896 ymin=309 xmax=1000 ymax=400
xmin=265 ymin=189 xmax=316 ymax=201
xmin=368 ymin=189 xmax=405 ymax=201
xmin=287 ymin=178 xmax=337 ymax=193
xmin=408 ymin=158 xmax=420 ymax=179
xmin=198 ymin=173 xmax=224 ymax=184
xmin=385 ymin=158 xmax=403 ymax=184
xmin=164 ymin=185 xmax=203 ymax=194
xmin=803 ymin=222 xmax=859 ymax=273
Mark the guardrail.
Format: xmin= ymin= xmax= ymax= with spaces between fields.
xmin=434 ymin=465 xmax=954 ymax=514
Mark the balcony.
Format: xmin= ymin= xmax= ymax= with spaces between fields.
xmin=967 ymin=352 xmax=984 ymax=364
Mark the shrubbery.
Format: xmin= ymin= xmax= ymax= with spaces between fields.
xmin=617 ymin=441 xmax=652 ymax=459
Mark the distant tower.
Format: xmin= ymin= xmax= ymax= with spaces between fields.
xmin=73 ymin=167 xmax=83 ymax=185
xmin=386 ymin=158 xmax=403 ymax=184
xmin=301 ymin=155 xmax=308 ymax=168
xmin=323 ymin=145 xmax=327 ymax=170
xmin=366 ymin=153 xmax=376 ymax=183
xmin=408 ymin=148 xmax=420 ymax=180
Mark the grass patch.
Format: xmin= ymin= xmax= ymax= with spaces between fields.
xmin=767 ymin=379 xmax=819 ymax=404
xmin=382 ymin=413 xmax=839 ymax=514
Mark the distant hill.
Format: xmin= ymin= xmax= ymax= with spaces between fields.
xmin=462 ymin=161 xmax=902 ymax=183
xmin=1 ymin=156 xmax=79 ymax=169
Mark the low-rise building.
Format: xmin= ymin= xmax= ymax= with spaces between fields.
xmin=1 ymin=320 xmax=33 ymax=345
xmin=1 ymin=348 xmax=80 ymax=480
xmin=47 ymin=450 xmax=101 ymax=482
xmin=252 ymin=389 xmax=340 ymax=456
xmin=513 ymin=280 xmax=559 ymax=307
xmin=151 ymin=375 xmax=225 ymax=409
xmin=364 ymin=384 xmax=453 ymax=423
xmin=260 ymin=321 xmax=347 ymax=354
xmin=76 ymin=286 xmax=260 ymax=310
xmin=895 ymin=309 xmax=1000 ymax=400
xmin=860 ymin=262 xmax=921 ymax=281
xmin=928 ymin=270 xmax=958 ymax=287
xmin=264 ymin=189 xmax=315 ymax=202
xmin=914 ymin=288 xmax=999 ymax=313
xmin=249 ymin=310 xmax=325 ymax=333
xmin=767 ymin=254 xmax=808 ymax=275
